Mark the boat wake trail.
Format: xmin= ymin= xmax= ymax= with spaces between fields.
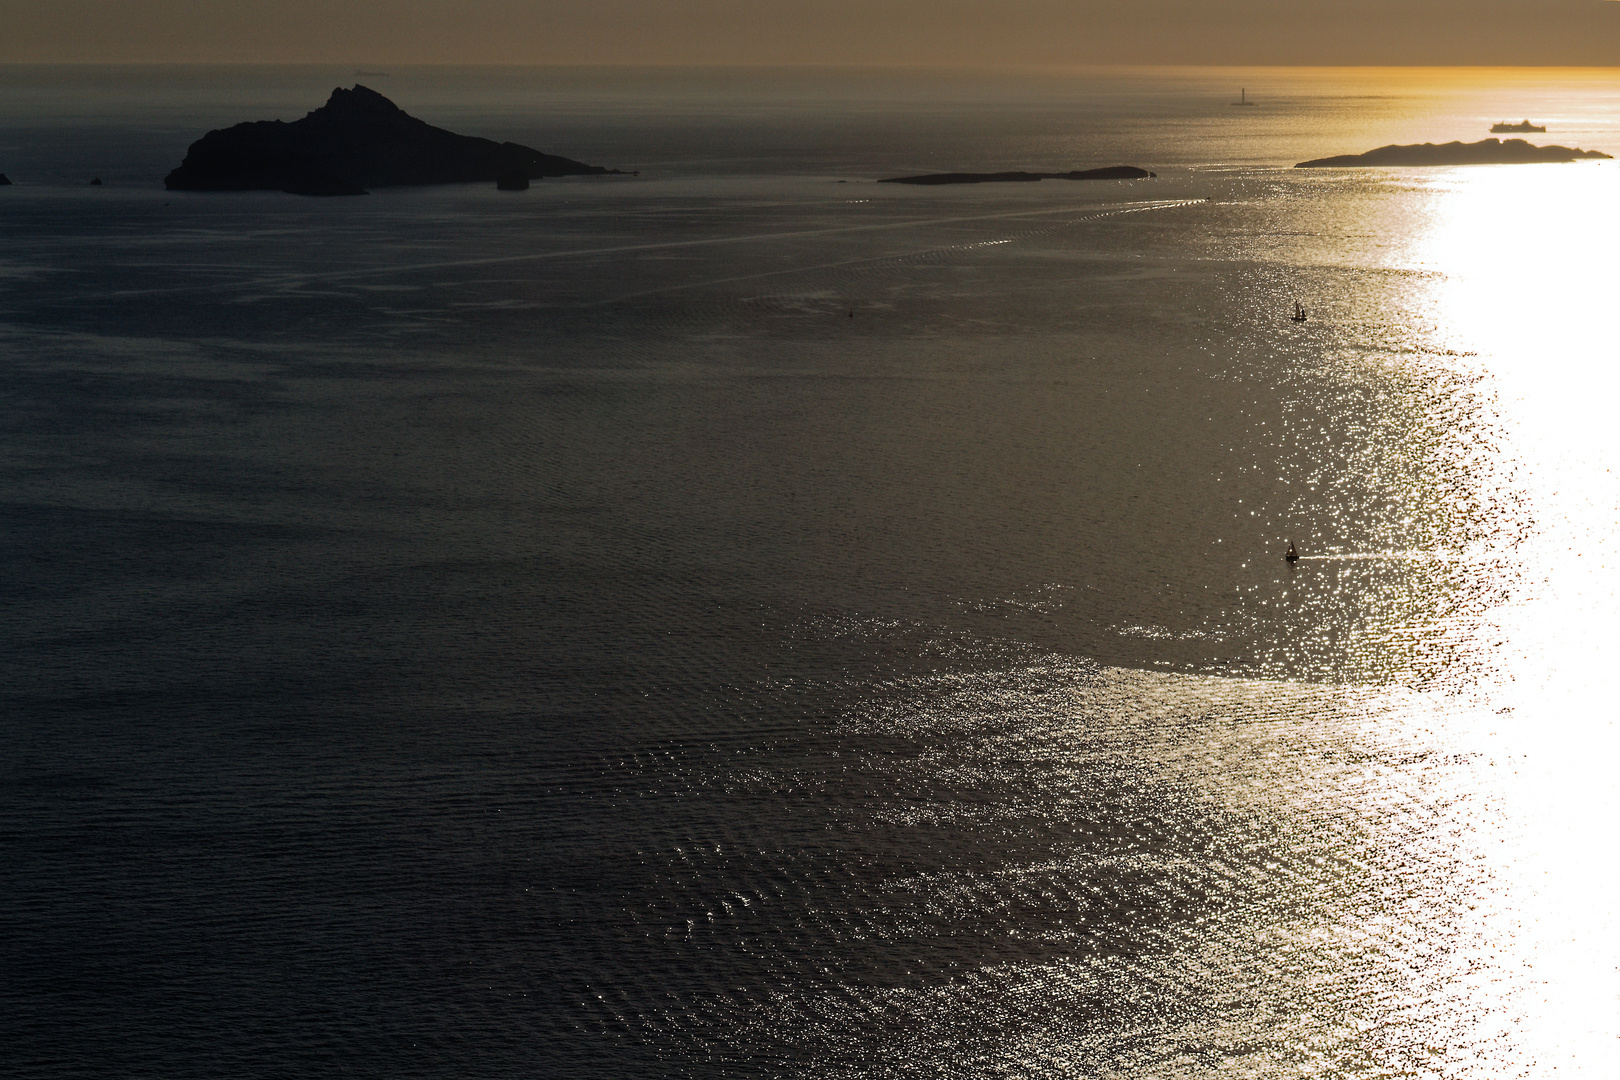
xmin=1297 ymin=551 xmax=1462 ymax=563
xmin=97 ymin=199 xmax=1205 ymax=300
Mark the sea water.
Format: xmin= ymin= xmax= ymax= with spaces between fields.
xmin=3 ymin=65 xmax=1620 ymax=1078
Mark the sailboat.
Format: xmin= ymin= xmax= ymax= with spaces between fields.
xmin=1232 ymin=88 xmax=1256 ymax=107
xmin=1291 ymin=302 xmax=1307 ymax=322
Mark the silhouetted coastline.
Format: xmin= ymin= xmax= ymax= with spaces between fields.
xmin=879 ymin=166 xmax=1155 ymax=185
xmin=1296 ymin=137 xmax=1608 ymax=167
xmin=164 ymin=85 xmax=625 ymax=195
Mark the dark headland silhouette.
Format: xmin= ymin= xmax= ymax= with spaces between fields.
xmin=1296 ymin=138 xmax=1608 ymax=168
xmin=164 ymin=85 xmax=624 ymax=195
xmin=0 ymin=173 xmax=11 ymax=186
xmin=879 ymin=166 xmax=1155 ymax=185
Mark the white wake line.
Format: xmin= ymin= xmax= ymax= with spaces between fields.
xmin=580 ymin=200 xmax=1198 ymax=306
xmin=1297 ymin=552 xmax=1466 ymax=563
xmin=99 ymin=199 xmax=1203 ymax=299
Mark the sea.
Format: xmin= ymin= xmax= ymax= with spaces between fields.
xmin=4 ymin=64 xmax=1620 ymax=1078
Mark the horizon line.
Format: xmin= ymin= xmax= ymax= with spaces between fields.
xmin=5 ymin=60 xmax=1620 ymax=72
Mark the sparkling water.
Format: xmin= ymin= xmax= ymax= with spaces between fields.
xmin=4 ymin=64 xmax=1619 ymax=1078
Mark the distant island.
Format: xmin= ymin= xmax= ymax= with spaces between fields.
xmin=879 ymin=166 xmax=1155 ymax=185
xmin=164 ymin=85 xmax=625 ymax=195
xmin=1296 ymin=138 xmax=1609 ymax=168
xmin=1491 ymin=120 xmax=1545 ymax=133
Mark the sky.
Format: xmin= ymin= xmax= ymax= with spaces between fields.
xmin=4 ymin=0 xmax=1620 ymax=67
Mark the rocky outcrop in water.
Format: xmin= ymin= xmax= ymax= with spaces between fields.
xmin=1296 ymin=138 xmax=1609 ymax=168
xmin=0 ymin=173 xmax=11 ymax=186
xmin=880 ymin=166 xmax=1155 ymax=185
xmin=164 ymin=85 xmax=624 ymax=195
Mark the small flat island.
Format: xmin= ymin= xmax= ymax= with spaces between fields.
xmin=1296 ymin=137 xmax=1608 ymax=168
xmin=878 ymin=166 xmax=1155 ymax=185
xmin=1492 ymin=120 xmax=1546 ymax=133
xmin=165 ymin=85 xmax=625 ymax=195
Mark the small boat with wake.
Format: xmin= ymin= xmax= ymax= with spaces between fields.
xmin=1285 ymin=542 xmax=1299 ymax=564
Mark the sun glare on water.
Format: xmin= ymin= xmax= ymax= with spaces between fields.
xmin=1415 ymin=161 xmax=1620 ymax=706
xmin=1396 ymin=158 xmax=1620 ymax=1071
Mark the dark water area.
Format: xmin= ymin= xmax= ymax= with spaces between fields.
xmin=4 ymin=66 xmax=1618 ymax=1078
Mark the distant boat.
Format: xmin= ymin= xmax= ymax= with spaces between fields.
xmin=1285 ymin=542 xmax=1299 ymax=564
xmin=1291 ymin=302 xmax=1307 ymax=322
xmin=1491 ymin=120 xmax=1545 ymax=133
xmin=1232 ymin=88 xmax=1257 ymax=107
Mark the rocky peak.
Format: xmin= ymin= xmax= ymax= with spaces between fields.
xmin=308 ymin=85 xmax=411 ymax=123
xmin=164 ymin=85 xmax=623 ymax=193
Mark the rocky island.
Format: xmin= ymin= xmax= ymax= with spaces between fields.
xmin=164 ymin=85 xmax=625 ymax=195
xmin=879 ymin=166 xmax=1155 ymax=185
xmin=1296 ymin=138 xmax=1609 ymax=168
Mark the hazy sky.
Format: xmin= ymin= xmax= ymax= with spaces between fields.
xmin=5 ymin=1 xmax=1620 ymax=66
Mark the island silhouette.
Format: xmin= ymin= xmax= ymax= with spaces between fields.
xmin=1296 ymin=138 xmax=1608 ymax=168
xmin=1491 ymin=120 xmax=1545 ymax=133
xmin=879 ymin=166 xmax=1155 ymax=185
xmin=164 ymin=85 xmax=624 ymax=195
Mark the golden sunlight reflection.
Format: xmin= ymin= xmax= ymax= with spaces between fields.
xmin=1397 ymin=160 xmax=1620 ymax=1070
xmin=1412 ymin=162 xmax=1620 ymax=702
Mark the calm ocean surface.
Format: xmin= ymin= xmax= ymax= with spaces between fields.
xmin=4 ymin=65 xmax=1620 ymax=1077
